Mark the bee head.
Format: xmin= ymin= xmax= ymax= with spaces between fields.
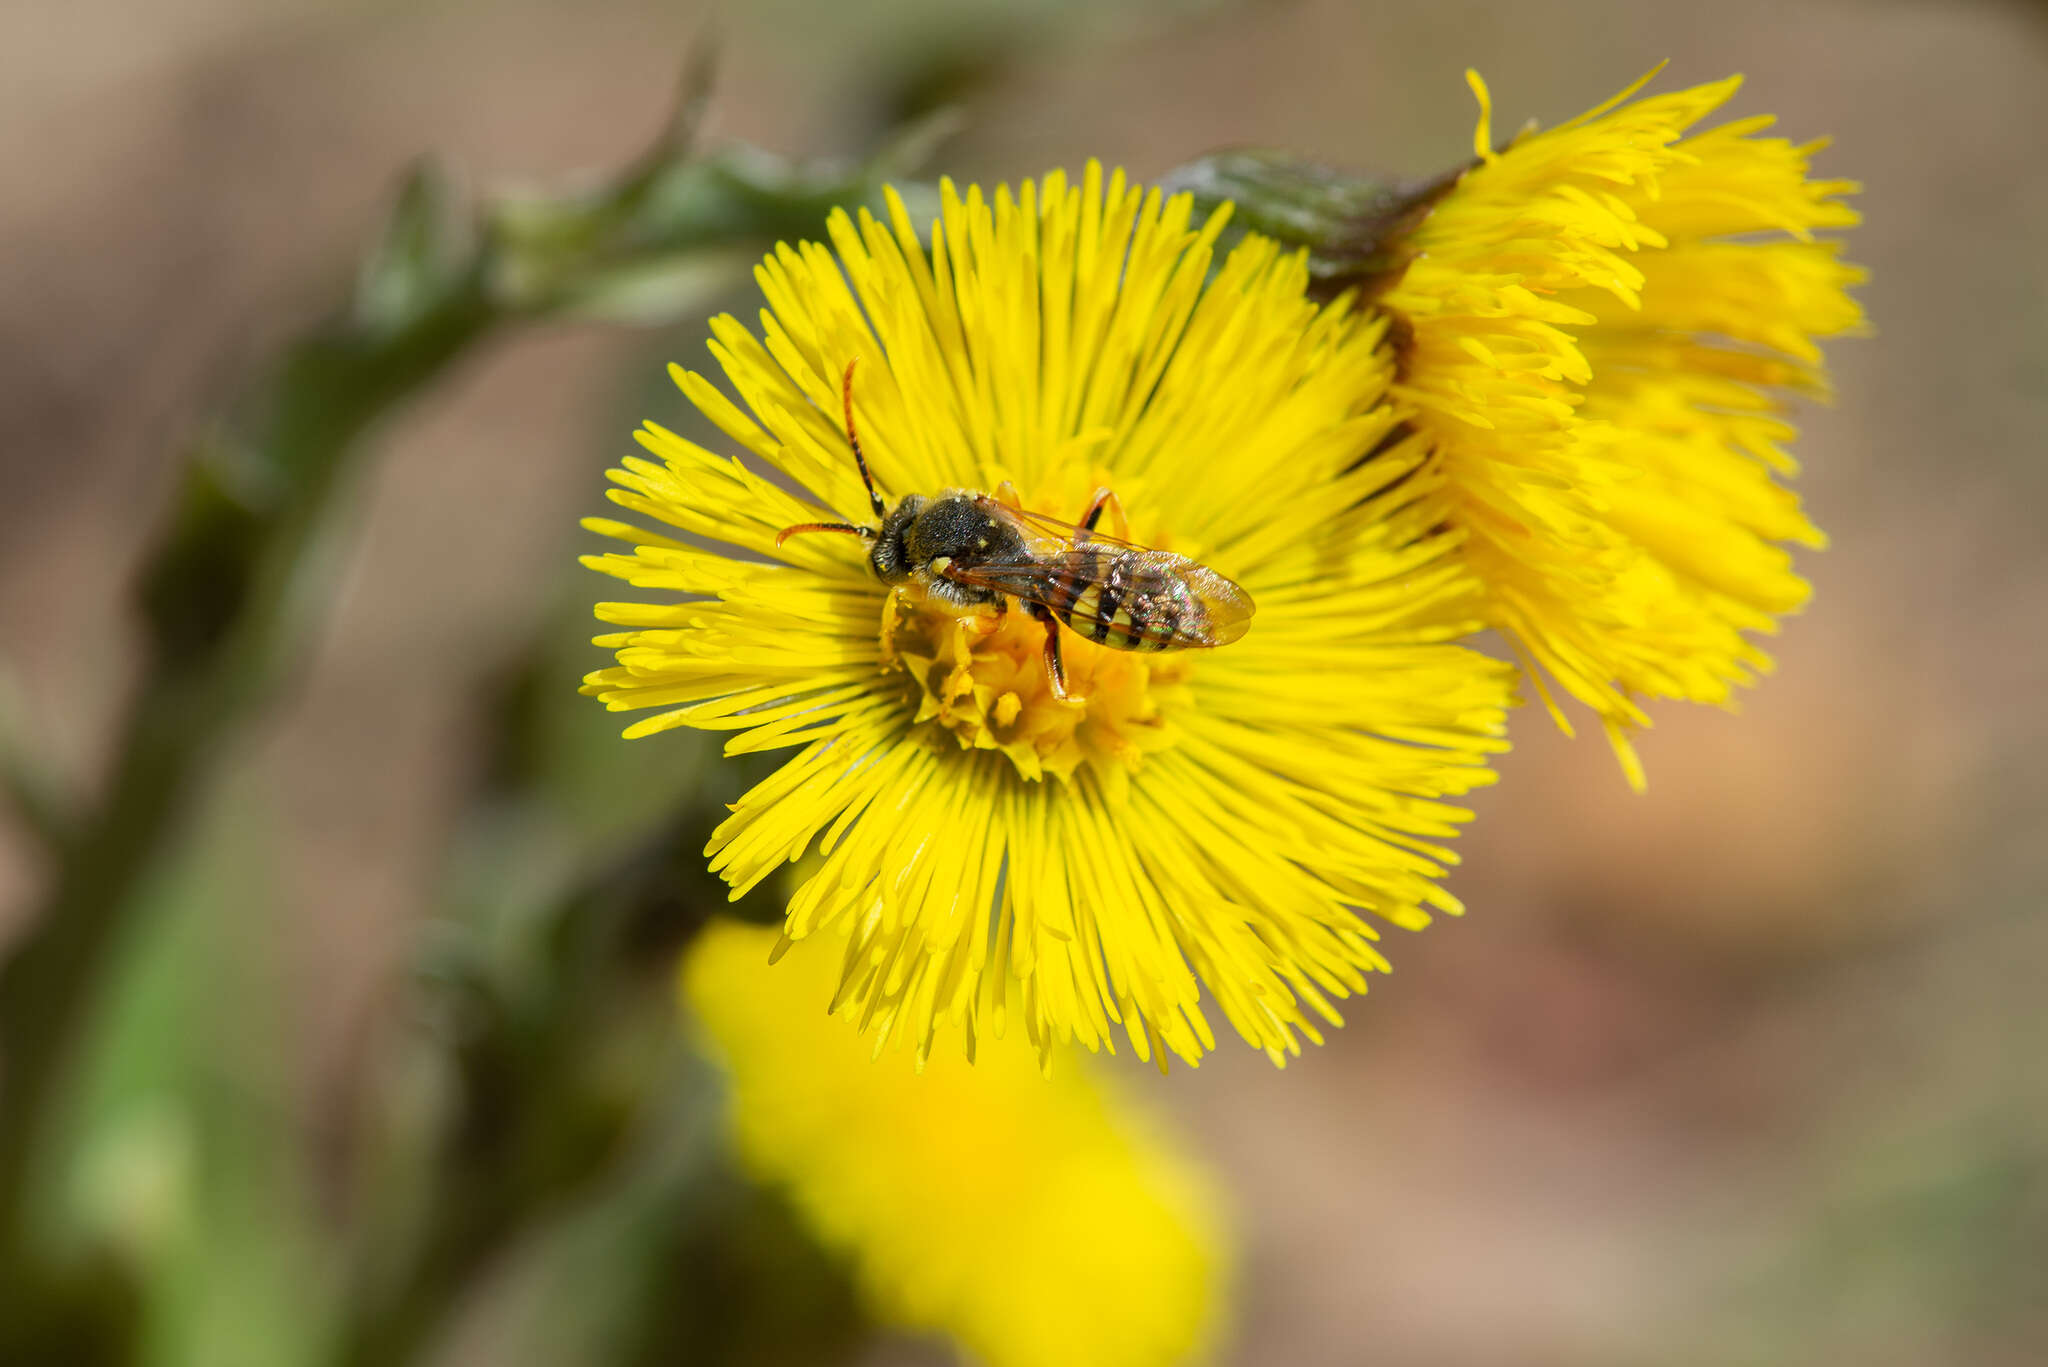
xmin=868 ymin=494 xmax=926 ymax=584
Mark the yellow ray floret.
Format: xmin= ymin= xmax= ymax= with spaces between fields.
xmin=584 ymin=162 xmax=1513 ymax=1067
xmin=1379 ymin=68 xmax=1864 ymax=785
xmin=685 ymin=921 xmax=1227 ymax=1367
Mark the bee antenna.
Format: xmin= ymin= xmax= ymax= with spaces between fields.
xmin=776 ymin=521 xmax=874 ymax=547
xmin=841 ymin=359 xmax=887 ymax=521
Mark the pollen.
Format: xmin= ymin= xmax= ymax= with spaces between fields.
xmin=879 ymin=586 xmax=1191 ymax=787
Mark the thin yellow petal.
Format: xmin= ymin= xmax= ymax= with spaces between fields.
xmin=1380 ymin=70 xmax=1863 ymax=769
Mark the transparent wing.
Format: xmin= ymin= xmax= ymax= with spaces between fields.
xmin=969 ymin=494 xmax=1152 ymax=556
xmin=934 ymin=554 xmax=1099 ymax=616
xmin=942 ymin=547 xmax=1255 ymax=649
xmin=1162 ymin=559 xmax=1256 ymax=646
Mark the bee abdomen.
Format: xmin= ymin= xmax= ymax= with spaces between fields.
xmin=1061 ymin=551 xmax=1202 ymax=653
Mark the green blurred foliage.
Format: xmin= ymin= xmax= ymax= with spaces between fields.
xmin=59 ymin=784 xmax=329 ymax=1367
xmin=0 ymin=37 xmax=935 ymax=1367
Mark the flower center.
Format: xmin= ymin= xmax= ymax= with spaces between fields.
xmin=879 ymin=586 xmax=1194 ymax=785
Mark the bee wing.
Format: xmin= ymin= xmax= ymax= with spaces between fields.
xmin=969 ymin=495 xmax=1153 ymax=556
xmin=932 ymin=555 xmax=1099 ymax=617
xmin=942 ymin=548 xmax=1256 ymax=649
xmin=1161 ymin=558 xmax=1256 ymax=646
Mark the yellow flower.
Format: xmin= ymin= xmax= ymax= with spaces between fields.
xmin=582 ymin=163 xmax=1512 ymax=1068
xmin=1379 ymin=67 xmax=1865 ymax=785
xmin=683 ymin=920 xmax=1227 ymax=1367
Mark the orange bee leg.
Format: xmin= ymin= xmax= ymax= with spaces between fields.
xmin=1077 ymin=487 xmax=1130 ymax=541
xmin=1027 ymin=602 xmax=1080 ymax=702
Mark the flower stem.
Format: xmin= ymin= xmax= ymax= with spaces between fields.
xmin=0 ymin=256 xmax=501 ymax=1340
xmin=0 ymin=51 xmax=945 ymax=1348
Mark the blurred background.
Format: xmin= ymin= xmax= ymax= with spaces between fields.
xmin=2 ymin=0 xmax=2044 ymax=1364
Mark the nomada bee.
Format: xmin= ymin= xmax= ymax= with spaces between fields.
xmin=778 ymin=361 xmax=1254 ymax=701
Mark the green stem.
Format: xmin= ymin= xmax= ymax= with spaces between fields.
xmin=0 ymin=266 xmax=499 ymax=1299
xmin=0 ymin=59 xmax=945 ymax=1349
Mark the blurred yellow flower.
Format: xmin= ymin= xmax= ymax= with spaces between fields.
xmin=582 ymin=163 xmax=1511 ymax=1068
xmin=684 ymin=920 xmax=1227 ymax=1367
xmin=1380 ymin=68 xmax=1865 ymax=785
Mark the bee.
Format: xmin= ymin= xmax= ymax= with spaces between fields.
xmin=778 ymin=361 xmax=1254 ymax=701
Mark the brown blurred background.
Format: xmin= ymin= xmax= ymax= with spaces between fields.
xmin=3 ymin=0 xmax=2045 ymax=1363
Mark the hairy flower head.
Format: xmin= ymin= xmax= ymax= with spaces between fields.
xmin=582 ymin=163 xmax=1511 ymax=1068
xmin=684 ymin=920 xmax=1227 ymax=1367
xmin=1380 ymin=68 xmax=1864 ymax=784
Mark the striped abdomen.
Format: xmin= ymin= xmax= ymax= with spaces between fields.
xmin=1052 ymin=547 xmax=1252 ymax=653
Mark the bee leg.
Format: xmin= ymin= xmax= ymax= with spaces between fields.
xmin=1041 ymin=622 xmax=1072 ymax=701
xmin=1077 ymin=487 xmax=1131 ymax=542
xmin=1027 ymin=602 xmax=1078 ymax=702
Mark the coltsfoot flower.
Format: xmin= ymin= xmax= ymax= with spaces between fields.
xmin=1378 ymin=68 xmax=1865 ymax=784
xmin=685 ymin=920 xmax=1227 ymax=1367
xmin=583 ymin=163 xmax=1512 ymax=1068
